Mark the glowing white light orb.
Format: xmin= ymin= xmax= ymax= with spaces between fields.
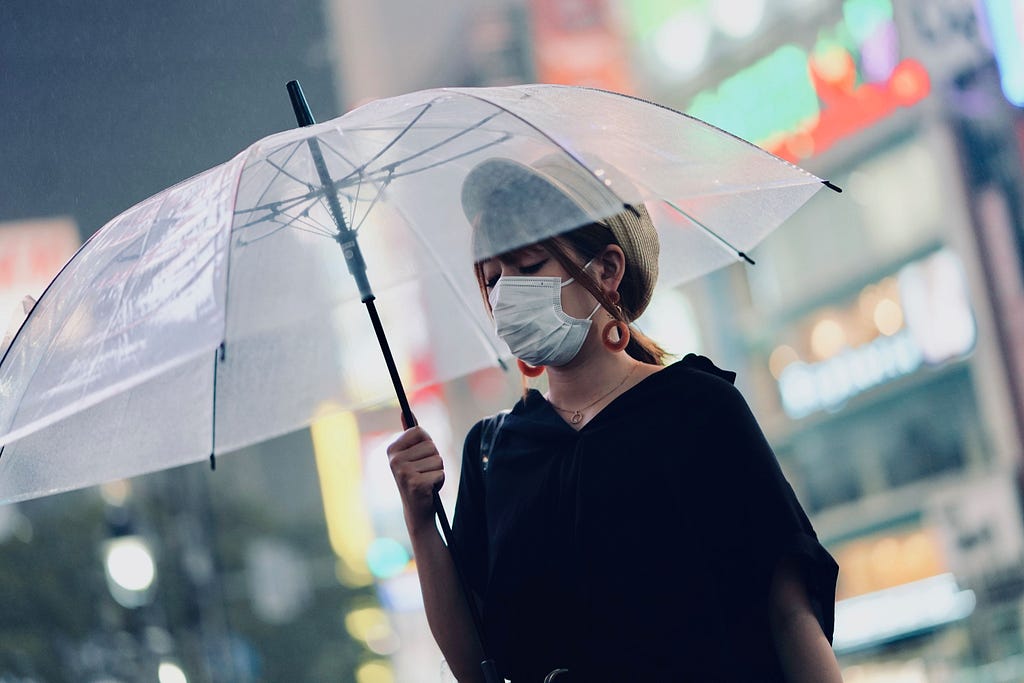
xmin=653 ymin=11 xmax=711 ymax=76
xmin=158 ymin=662 xmax=188 ymax=683
xmin=710 ymin=0 xmax=766 ymax=39
xmin=105 ymin=536 xmax=155 ymax=592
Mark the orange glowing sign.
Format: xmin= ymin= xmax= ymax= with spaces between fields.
xmin=528 ymin=0 xmax=633 ymax=93
xmin=768 ymin=56 xmax=931 ymax=162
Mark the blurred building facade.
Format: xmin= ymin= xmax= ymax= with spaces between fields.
xmin=326 ymin=0 xmax=1024 ymax=680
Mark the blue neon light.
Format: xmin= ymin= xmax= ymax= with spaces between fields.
xmin=983 ymin=0 xmax=1024 ymax=106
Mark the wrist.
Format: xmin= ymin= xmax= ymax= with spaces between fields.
xmin=405 ymin=509 xmax=439 ymax=539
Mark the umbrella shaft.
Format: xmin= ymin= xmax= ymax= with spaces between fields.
xmin=364 ymin=299 xmax=415 ymax=427
xmin=337 ymin=233 xmax=374 ymax=302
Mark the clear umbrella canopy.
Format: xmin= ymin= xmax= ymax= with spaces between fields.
xmin=0 ymin=85 xmax=827 ymax=503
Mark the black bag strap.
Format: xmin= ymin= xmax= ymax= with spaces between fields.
xmin=478 ymin=410 xmax=509 ymax=473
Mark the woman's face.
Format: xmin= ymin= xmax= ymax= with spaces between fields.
xmin=480 ymin=244 xmax=599 ymax=320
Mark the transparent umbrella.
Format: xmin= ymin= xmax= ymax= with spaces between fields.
xmin=0 ymin=83 xmax=835 ymax=504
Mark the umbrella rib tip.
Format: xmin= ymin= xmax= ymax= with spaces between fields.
xmin=823 ymin=179 xmax=843 ymax=193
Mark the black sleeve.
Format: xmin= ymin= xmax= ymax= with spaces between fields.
xmin=450 ymin=420 xmax=488 ymax=599
xmin=700 ymin=378 xmax=839 ymax=643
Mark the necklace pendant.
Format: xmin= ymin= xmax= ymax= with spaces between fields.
xmin=570 ymin=411 xmax=583 ymax=424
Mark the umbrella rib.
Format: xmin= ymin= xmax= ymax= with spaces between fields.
xmin=248 ymin=141 xmax=309 ymax=209
xmin=316 ymin=101 xmax=436 ymax=194
xmin=663 ymin=200 xmax=756 ymax=265
xmin=367 ymin=110 xmax=505 ymax=173
xmin=353 ymin=101 xmax=434 ymax=172
xmin=240 ymin=108 xmax=509 ymax=237
xmin=234 ymin=190 xmax=319 ymax=222
xmin=316 ymin=110 xmax=506 ymax=231
xmin=265 ymin=154 xmax=316 ymax=192
xmin=235 ymin=211 xmax=336 ymax=246
xmin=291 ymin=209 xmax=339 ymax=237
xmin=233 ymin=193 xmax=331 ymax=234
xmin=370 ymin=135 xmax=512 ymax=182
xmin=352 ymin=172 xmax=393 ymax=233
xmin=299 ymin=102 xmax=436 ymax=229
xmin=318 ymin=100 xmax=501 ymax=193
xmin=441 ymin=88 xmax=630 ymax=209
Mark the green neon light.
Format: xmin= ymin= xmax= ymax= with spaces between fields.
xmin=685 ymin=0 xmax=899 ymax=145
xmin=843 ymin=0 xmax=893 ymax=44
xmin=687 ymin=45 xmax=819 ymax=144
xmin=625 ymin=0 xmax=704 ymax=37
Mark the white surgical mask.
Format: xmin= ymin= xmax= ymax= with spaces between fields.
xmin=489 ymin=262 xmax=600 ymax=367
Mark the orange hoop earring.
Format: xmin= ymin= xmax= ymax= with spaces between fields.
xmin=517 ymin=359 xmax=546 ymax=377
xmin=602 ymin=320 xmax=630 ymax=352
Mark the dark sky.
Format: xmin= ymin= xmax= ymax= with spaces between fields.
xmin=1 ymin=1 xmax=340 ymax=239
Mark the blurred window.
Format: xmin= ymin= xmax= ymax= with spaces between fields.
xmin=747 ymin=136 xmax=947 ymax=313
xmin=779 ymin=365 xmax=979 ymax=512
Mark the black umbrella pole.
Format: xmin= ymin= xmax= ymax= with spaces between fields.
xmin=365 ymin=291 xmax=501 ymax=682
xmin=363 ymin=299 xmax=416 ymax=428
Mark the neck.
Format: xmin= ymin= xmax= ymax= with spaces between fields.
xmin=546 ymin=349 xmax=638 ymax=408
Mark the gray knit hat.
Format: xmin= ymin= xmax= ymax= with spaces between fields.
xmin=462 ymin=154 xmax=660 ymax=319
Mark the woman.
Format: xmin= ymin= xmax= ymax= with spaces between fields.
xmin=387 ymin=156 xmax=842 ymax=682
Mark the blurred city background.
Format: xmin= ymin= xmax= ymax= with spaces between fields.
xmin=2 ymin=0 xmax=1023 ymax=681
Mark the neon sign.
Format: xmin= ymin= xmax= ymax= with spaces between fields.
xmin=776 ymin=249 xmax=976 ymax=419
xmin=981 ymin=0 xmax=1024 ymax=106
xmin=686 ymin=0 xmax=932 ymax=161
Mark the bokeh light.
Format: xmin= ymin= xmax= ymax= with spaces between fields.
xmin=158 ymin=661 xmax=188 ymax=683
xmin=104 ymin=536 xmax=155 ymax=593
xmin=653 ymin=10 xmax=711 ymax=76
xmin=355 ymin=660 xmax=394 ymax=683
xmin=710 ymin=0 xmax=765 ymax=39
xmin=810 ymin=317 xmax=847 ymax=359
xmin=873 ymin=298 xmax=903 ymax=336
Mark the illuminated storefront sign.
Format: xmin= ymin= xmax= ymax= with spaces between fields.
xmin=829 ymin=523 xmax=975 ymax=653
xmin=685 ymin=0 xmax=931 ymax=161
xmin=779 ymin=330 xmax=923 ymax=419
xmin=774 ymin=248 xmax=975 ymax=419
xmin=833 ymin=572 xmax=976 ymax=653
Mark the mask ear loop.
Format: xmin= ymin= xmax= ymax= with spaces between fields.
xmin=601 ymin=290 xmax=630 ymax=352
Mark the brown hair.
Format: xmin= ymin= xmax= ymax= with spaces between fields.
xmin=474 ymin=213 xmax=668 ymax=367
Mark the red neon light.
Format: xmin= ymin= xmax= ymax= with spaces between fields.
xmin=768 ymin=57 xmax=931 ymax=162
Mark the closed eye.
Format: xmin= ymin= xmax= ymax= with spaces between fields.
xmin=518 ymin=259 xmax=547 ymax=275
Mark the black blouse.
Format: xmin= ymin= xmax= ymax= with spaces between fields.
xmin=451 ymin=354 xmax=838 ymax=682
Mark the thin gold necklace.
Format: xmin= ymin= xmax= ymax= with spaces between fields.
xmin=549 ymin=364 xmax=638 ymax=425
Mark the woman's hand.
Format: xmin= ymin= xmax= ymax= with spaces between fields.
xmin=387 ymin=426 xmax=445 ymax=533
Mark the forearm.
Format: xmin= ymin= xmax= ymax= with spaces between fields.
xmin=769 ymin=556 xmax=843 ymax=683
xmin=408 ymin=523 xmax=487 ymax=683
